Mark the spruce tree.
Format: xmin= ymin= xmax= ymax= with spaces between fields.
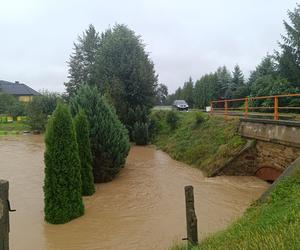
xmin=74 ymin=110 xmax=95 ymax=196
xmin=65 ymin=24 xmax=100 ymax=97
xmin=70 ymin=85 xmax=130 ymax=183
xmin=44 ymin=103 xmax=84 ymax=224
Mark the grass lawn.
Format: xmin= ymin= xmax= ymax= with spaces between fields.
xmin=150 ymin=110 xmax=246 ymax=176
xmin=0 ymin=122 xmax=30 ymax=135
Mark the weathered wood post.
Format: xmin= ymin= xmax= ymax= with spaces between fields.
xmin=184 ymin=185 xmax=198 ymax=245
xmin=0 ymin=180 xmax=9 ymax=250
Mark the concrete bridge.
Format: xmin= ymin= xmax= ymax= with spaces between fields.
xmin=212 ymin=118 xmax=300 ymax=181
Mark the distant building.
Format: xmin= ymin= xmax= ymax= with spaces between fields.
xmin=0 ymin=80 xmax=40 ymax=102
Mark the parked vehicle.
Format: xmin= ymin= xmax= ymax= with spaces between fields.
xmin=172 ymin=100 xmax=189 ymax=111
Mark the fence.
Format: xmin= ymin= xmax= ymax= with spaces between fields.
xmin=210 ymin=93 xmax=300 ymax=120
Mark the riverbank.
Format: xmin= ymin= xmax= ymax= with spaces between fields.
xmin=0 ymin=122 xmax=30 ymax=135
xmin=1 ymin=135 xmax=268 ymax=250
xmin=173 ymin=167 xmax=300 ymax=249
xmin=150 ymin=111 xmax=246 ymax=176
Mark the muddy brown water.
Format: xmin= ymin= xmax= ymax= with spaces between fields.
xmin=1 ymin=135 xmax=269 ymax=250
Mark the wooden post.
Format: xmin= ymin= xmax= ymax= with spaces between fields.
xmin=184 ymin=185 xmax=198 ymax=245
xmin=224 ymin=101 xmax=228 ymax=120
xmin=274 ymin=96 xmax=279 ymax=120
xmin=210 ymin=102 xmax=213 ymax=116
xmin=0 ymin=180 xmax=9 ymax=250
xmin=244 ymin=98 xmax=248 ymax=118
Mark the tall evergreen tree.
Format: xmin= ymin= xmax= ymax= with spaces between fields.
xmin=94 ymin=24 xmax=157 ymax=125
xmin=65 ymin=24 xmax=100 ymax=97
xmin=70 ymin=85 xmax=130 ymax=183
xmin=74 ymin=110 xmax=95 ymax=196
xmin=182 ymin=77 xmax=194 ymax=107
xmin=230 ymin=65 xmax=249 ymax=99
xmin=248 ymin=55 xmax=277 ymax=86
xmin=216 ymin=66 xmax=231 ymax=99
xmin=276 ymin=4 xmax=300 ymax=83
xmin=44 ymin=103 xmax=84 ymax=224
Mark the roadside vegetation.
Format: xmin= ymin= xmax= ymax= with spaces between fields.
xmin=150 ymin=110 xmax=245 ymax=175
xmin=173 ymin=168 xmax=300 ymax=250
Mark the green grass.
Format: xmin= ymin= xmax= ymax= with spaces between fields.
xmin=151 ymin=111 xmax=246 ymax=176
xmin=172 ymin=169 xmax=300 ymax=250
xmin=0 ymin=122 xmax=30 ymax=135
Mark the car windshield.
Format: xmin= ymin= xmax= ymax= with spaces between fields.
xmin=174 ymin=100 xmax=187 ymax=105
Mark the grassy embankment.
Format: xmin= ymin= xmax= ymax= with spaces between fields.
xmin=172 ymin=168 xmax=300 ymax=250
xmin=150 ymin=110 xmax=246 ymax=176
xmin=0 ymin=122 xmax=30 ymax=135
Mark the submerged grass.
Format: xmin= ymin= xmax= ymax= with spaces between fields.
xmin=172 ymin=170 xmax=300 ymax=250
xmin=0 ymin=122 xmax=30 ymax=135
xmin=150 ymin=111 xmax=246 ymax=175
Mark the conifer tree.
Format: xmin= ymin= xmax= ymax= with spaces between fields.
xmin=65 ymin=24 xmax=100 ymax=97
xmin=74 ymin=110 xmax=95 ymax=196
xmin=44 ymin=103 xmax=84 ymax=224
xmin=70 ymin=85 xmax=130 ymax=183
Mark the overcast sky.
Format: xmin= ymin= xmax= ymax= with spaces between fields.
xmin=0 ymin=0 xmax=298 ymax=93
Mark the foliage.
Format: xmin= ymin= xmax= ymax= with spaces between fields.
xmin=26 ymin=92 xmax=60 ymax=131
xmin=172 ymin=172 xmax=300 ymax=250
xmin=94 ymin=24 xmax=157 ymax=125
xmin=133 ymin=122 xmax=149 ymax=145
xmin=276 ymin=4 xmax=300 ymax=83
xmin=74 ymin=110 xmax=95 ymax=196
xmin=155 ymin=83 xmax=168 ymax=105
xmin=126 ymin=105 xmax=149 ymax=140
xmin=0 ymin=92 xmax=26 ymax=116
xmin=194 ymin=112 xmax=206 ymax=126
xmin=166 ymin=110 xmax=179 ymax=130
xmin=65 ymin=24 xmax=100 ymax=97
xmin=151 ymin=111 xmax=245 ymax=175
xmin=44 ymin=103 xmax=84 ymax=224
xmin=65 ymin=24 xmax=157 ymax=132
xmin=70 ymin=85 xmax=130 ymax=183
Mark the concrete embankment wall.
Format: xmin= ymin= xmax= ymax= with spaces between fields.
xmin=212 ymin=118 xmax=300 ymax=178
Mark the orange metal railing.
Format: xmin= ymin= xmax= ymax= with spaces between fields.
xmin=210 ymin=93 xmax=300 ymax=120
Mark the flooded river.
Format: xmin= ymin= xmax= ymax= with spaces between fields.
xmin=1 ymin=135 xmax=269 ymax=250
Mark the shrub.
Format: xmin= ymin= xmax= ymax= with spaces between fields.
xmin=70 ymin=85 xmax=130 ymax=183
xmin=133 ymin=122 xmax=149 ymax=145
xmin=44 ymin=103 xmax=84 ymax=224
xmin=26 ymin=92 xmax=60 ymax=131
xmin=194 ymin=112 xmax=206 ymax=126
xmin=166 ymin=110 xmax=179 ymax=130
xmin=74 ymin=110 xmax=95 ymax=196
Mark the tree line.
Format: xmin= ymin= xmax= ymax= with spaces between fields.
xmin=167 ymin=4 xmax=300 ymax=109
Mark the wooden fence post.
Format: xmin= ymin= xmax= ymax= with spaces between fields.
xmin=0 ymin=180 xmax=9 ymax=250
xmin=184 ymin=185 xmax=198 ymax=245
xmin=274 ymin=96 xmax=279 ymax=120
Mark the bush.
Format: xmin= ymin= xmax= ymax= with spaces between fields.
xmin=166 ymin=110 xmax=179 ymax=130
xmin=0 ymin=92 xmax=26 ymax=116
xmin=126 ymin=105 xmax=149 ymax=141
xmin=44 ymin=103 xmax=84 ymax=224
xmin=133 ymin=122 xmax=149 ymax=145
xmin=70 ymin=85 xmax=130 ymax=183
xmin=74 ymin=110 xmax=95 ymax=196
xmin=26 ymin=92 xmax=60 ymax=131
xmin=194 ymin=112 xmax=206 ymax=126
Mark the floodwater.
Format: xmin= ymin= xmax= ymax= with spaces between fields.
xmin=1 ymin=135 xmax=269 ymax=250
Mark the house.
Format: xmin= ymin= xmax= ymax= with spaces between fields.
xmin=0 ymin=80 xmax=40 ymax=102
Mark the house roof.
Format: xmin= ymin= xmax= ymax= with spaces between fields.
xmin=0 ymin=80 xmax=40 ymax=96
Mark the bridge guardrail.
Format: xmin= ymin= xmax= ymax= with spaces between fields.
xmin=210 ymin=93 xmax=300 ymax=121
